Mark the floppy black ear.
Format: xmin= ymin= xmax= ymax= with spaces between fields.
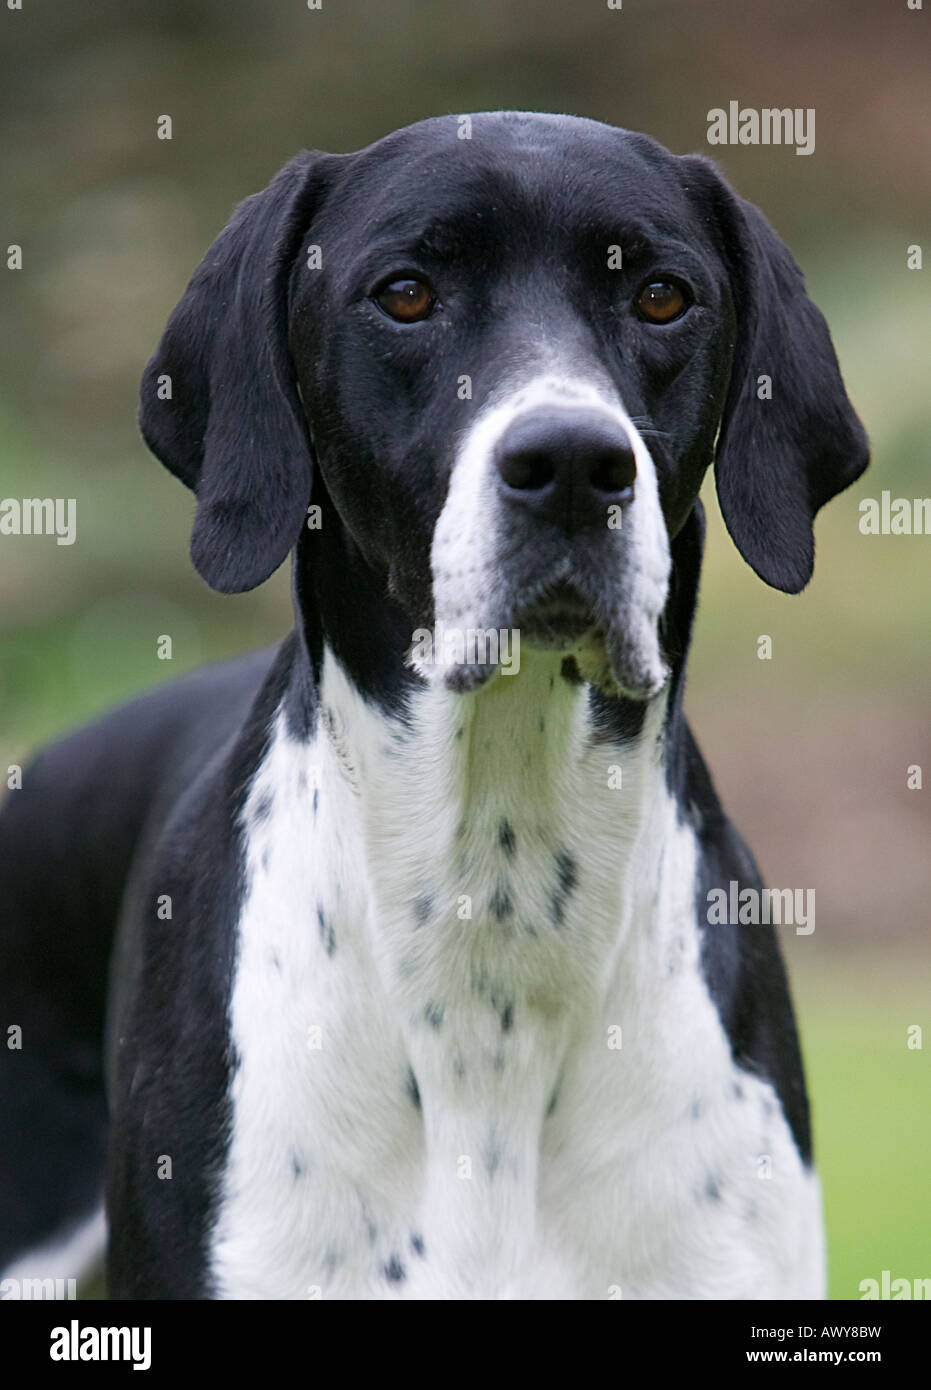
xmin=683 ymin=157 xmax=869 ymax=593
xmin=140 ymin=152 xmax=332 ymax=593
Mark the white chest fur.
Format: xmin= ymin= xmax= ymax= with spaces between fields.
xmin=209 ymin=651 xmax=823 ymax=1299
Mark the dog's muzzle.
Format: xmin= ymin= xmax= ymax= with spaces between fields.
xmin=425 ymin=377 xmax=672 ymax=701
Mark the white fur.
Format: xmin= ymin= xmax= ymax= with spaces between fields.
xmin=209 ymin=649 xmax=824 ymax=1299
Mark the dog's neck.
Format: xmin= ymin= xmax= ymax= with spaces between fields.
xmin=281 ymin=507 xmax=708 ymax=953
xmin=287 ymin=497 xmax=704 ymax=813
xmin=291 ymin=639 xmax=685 ymax=1019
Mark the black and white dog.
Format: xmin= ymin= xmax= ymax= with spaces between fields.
xmin=0 ymin=112 xmax=868 ymax=1300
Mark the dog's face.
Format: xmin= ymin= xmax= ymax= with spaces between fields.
xmin=288 ymin=116 xmax=736 ymax=698
xmin=140 ymin=113 xmax=868 ymax=699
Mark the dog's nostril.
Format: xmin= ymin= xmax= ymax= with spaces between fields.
xmin=498 ymin=448 xmax=555 ymax=492
xmin=590 ymin=446 xmax=636 ymax=495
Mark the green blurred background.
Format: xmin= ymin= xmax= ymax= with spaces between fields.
xmin=1 ymin=0 xmax=928 ymax=1298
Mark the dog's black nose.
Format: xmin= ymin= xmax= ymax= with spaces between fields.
xmin=494 ymin=409 xmax=636 ymax=534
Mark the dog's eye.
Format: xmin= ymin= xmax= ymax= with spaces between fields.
xmin=375 ymin=278 xmax=436 ymax=323
xmin=634 ymin=281 xmax=689 ymax=324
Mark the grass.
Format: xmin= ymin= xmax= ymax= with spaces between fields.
xmin=791 ymin=950 xmax=931 ymax=1299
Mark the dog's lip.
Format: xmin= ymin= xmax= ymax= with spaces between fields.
xmin=514 ymin=582 xmax=598 ymax=646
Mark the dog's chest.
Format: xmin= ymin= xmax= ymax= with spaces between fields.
xmin=208 ymin=667 xmax=821 ymax=1299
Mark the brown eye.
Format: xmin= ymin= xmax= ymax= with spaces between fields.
xmin=375 ymin=278 xmax=436 ymax=322
xmin=635 ymin=281 xmax=689 ymax=324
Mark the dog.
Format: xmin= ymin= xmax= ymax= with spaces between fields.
xmin=0 ymin=111 xmax=868 ymax=1300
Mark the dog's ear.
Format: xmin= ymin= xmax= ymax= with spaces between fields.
xmin=140 ymin=152 xmax=334 ymax=593
xmin=683 ymin=157 xmax=869 ymax=593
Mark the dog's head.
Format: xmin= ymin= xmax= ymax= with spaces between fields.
xmin=140 ymin=112 xmax=868 ymax=701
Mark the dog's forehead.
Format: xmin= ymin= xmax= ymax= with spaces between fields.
xmin=317 ymin=112 xmax=696 ymax=252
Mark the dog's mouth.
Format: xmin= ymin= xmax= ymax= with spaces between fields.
xmin=420 ymin=573 xmax=668 ymax=701
xmin=513 ymin=581 xmax=598 ymax=650
xmin=422 ymin=523 xmax=671 ymax=702
xmin=412 ymin=553 xmax=670 ymax=700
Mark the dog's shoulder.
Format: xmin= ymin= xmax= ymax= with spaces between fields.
xmin=673 ymin=719 xmax=813 ymax=1164
xmin=105 ymin=637 xmax=308 ymax=1296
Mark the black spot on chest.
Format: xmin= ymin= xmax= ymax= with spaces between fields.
xmin=498 ymin=819 xmax=516 ymax=858
xmin=316 ymin=903 xmax=335 ymax=956
xmin=424 ymin=1001 xmax=444 ymax=1029
xmin=490 ymin=883 xmax=513 ymax=920
xmin=704 ymin=1175 xmax=723 ymax=1202
xmin=550 ymin=849 xmax=578 ymax=925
